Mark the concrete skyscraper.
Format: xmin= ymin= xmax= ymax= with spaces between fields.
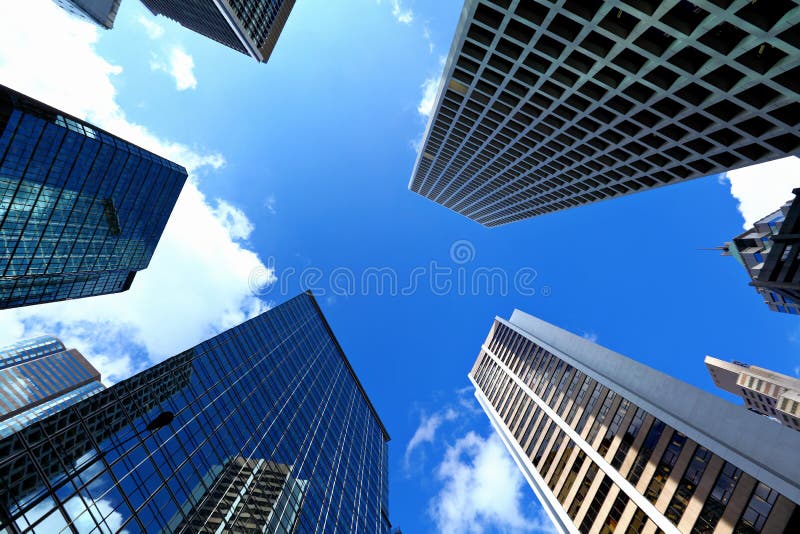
xmin=0 ymin=84 xmax=187 ymax=309
xmin=723 ymin=188 xmax=800 ymax=315
xmin=139 ymin=0 xmax=296 ymax=62
xmin=410 ymin=0 xmax=800 ymax=226
xmin=0 ymin=335 xmax=104 ymax=438
xmin=705 ymin=356 xmax=800 ymax=431
xmin=0 ymin=292 xmax=391 ymax=533
xmin=470 ymin=310 xmax=800 ymax=533
xmin=51 ymin=0 xmax=122 ymax=28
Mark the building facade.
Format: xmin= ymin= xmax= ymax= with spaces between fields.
xmin=705 ymin=356 xmax=800 ymax=432
xmin=410 ymin=0 xmax=800 ymax=226
xmin=724 ymin=188 xmax=800 ymax=315
xmin=0 ymin=84 xmax=187 ymax=308
xmin=469 ymin=310 xmax=800 ymax=533
xmin=51 ymin=0 xmax=122 ymax=28
xmin=0 ymin=335 xmax=103 ymax=438
xmin=0 ymin=292 xmax=391 ymax=533
xmin=139 ymin=0 xmax=296 ymax=62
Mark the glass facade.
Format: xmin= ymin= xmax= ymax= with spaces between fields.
xmin=0 ymin=84 xmax=187 ymax=309
xmin=0 ymin=292 xmax=391 ymax=533
xmin=0 ymin=335 xmax=103 ymax=438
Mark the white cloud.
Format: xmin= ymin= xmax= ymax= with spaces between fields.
xmin=265 ymin=193 xmax=278 ymax=215
xmin=151 ymin=47 xmax=198 ymax=91
xmin=430 ymin=431 xmax=554 ymax=534
xmin=418 ymin=55 xmax=446 ymax=118
xmin=582 ymin=332 xmax=598 ymax=343
xmin=138 ymin=15 xmax=164 ymax=39
xmin=377 ymin=0 xmax=413 ymax=24
xmin=423 ymin=23 xmax=434 ymax=53
xmin=0 ymin=0 xmax=275 ymax=383
xmin=405 ymin=408 xmax=458 ymax=467
xmin=723 ymin=156 xmax=800 ymax=229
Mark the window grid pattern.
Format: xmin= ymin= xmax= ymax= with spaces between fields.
xmin=411 ymin=0 xmax=800 ymax=226
xmin=470 ymin=320 xmax=798 ymax=533
xmin=0 ymin=293 xmax=390 ymax=533
xmin=0 ymin=85 xmax=187 ymax=308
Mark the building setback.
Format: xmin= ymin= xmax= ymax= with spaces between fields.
xmin=0 ymin=335 xmax=103 ymax=438
xmin=139 ymin=0 xmax=296 ymax=62
xmin=705 ymin=356 xmax=800 ymax=432
xmin=0 ymin=292 xmax=391 ymax=533
xmin=51 ymin=0 xmax=122 ymax=28
xmin=469 ymin=310 xmax=800 ymax=533
xmin=0 ymin=84 xmax=187 ymax=309
xmin=410 ymin=0 xmax=800 ymax=226
xmin=724 ymin=188 xmax=800 ymax=315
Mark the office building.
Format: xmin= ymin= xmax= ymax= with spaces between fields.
xmin=0 ymin=292 xmax=391 ymax=533
xmin=410 ymin=0 xmax=800 ymax=226
xmin=705 ymin=356 xmax=800 ymax=431
xmin=139 ymin=0 xmax=296 ymax=62
xmin=470 ymin=310 xmax=800 ymax=533
xmin=0 ymin=335 xmax=103 ymax=438
xmin=0 ymin=84 xmax=187 ymax=309
xmin=51 ymin=0 xmax=122 ymax=28
xmin=724 ymin=188 xmax=800 ymax=315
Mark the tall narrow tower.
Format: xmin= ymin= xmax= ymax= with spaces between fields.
xmin=470 ymin=310 xmax=800 ymax=533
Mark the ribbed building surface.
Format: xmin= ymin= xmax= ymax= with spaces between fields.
xmin=470 ymin=310 xmax=800 ymax=533
xmin=724 ymin=187 xmax=800 ymax=315
xmin=0 ymin=84 xmax=187 ymax=308
xmin=140 ymin=0 xmax=296 ymax=62
xmin=51 ymin=0 xmax=121 ymax=28
xmin=410 ymin=0 xmax=800 ymax=226
xmin=0 ymin=335 xmax=103 ymax=438
xmin=0 ymin=292 xmax=390 ymax=533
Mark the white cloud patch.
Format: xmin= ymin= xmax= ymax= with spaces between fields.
xmin=391 ymin=0 xmax=414 ymax=24
xmin=0 ymin=0 xmax=276 ymax=383
xmin=151 ymin=47 xmax=198 ymax=91
xmin=723 ymin=156 xmax=800 ymax=229
xmin=430 ymin=431 xmax=554 ymax=534
xmin=265 ymin=193 xmax=278 ymax=215
xmin=138 ymin=15 xmax=164 ymax=39
xmin=405 ymin=408 xmax=458 ymax=467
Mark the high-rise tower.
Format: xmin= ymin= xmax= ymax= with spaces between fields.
xmin=470 ymin=310 xmax=800 ymax=533
xmin=411 ymin=0 xmax=800 ymax=226
xmin=0 ymin=84 xmax=187 ymax=308
xmin=0 ymin=292 xmax=391 ymax=533
xmin=0 ymin=335 xmax=103 ymax=438
xmin=139 ymin=0 xmax=296 ymax=62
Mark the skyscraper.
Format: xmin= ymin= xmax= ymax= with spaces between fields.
xmin=139 ymin=0 xmax=296 ymax=63
xmin=0 ymin=335 xmax=104 ymax=438
xmin=51 ymin=0 xmax=122 ymax=28
xmin=410 ymin=0 xmax=800 ymax=226
xmin=470 ymin=310 xmax=800 ymax=533
xmin=0 ymin=292 xmax=391 ymax=533
xmin=705 ymin=356 xmax=800 ymax=431
xmin=723 ymin=188 xmax=800 ymax=315
xmin=0 ymin=84 xmax=187 ymax=309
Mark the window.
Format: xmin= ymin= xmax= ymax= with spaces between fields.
xmin=734 ymin=482 xmax=778 ymax=533
xmin=644 ymin=431 xmax=688 ymax=503
xmin=692 ymin=462 xmax=742 ymax=533
xmin=665 ymin=446 xmax=712 ymax=525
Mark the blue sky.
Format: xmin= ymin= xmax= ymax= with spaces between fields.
xmin=1 ymin=1 xmax=799 ymax=532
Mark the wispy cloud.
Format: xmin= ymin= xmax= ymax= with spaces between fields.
xmin=137 ymin=15 xmax=164 ymax=39
xmin=265 ymin=193 xmax=278 ymax=215
xmin=405 ymin=408 xmax=458 ymax=467
xmin=151 ymin=46 xmax=197 ymax=91
xmin=417 ymin=56 xmax=446 ymax=118
xmin=0 ymin=0 xmax=275 ymax=383
xmin=423 ymin=22 xmax=434 ymax=53
xmin=429 ymin=431 xmax=555 ymax=533
xmin=722 ymin=156 xmax=800 ymax=229
xmin=389 ymin=0 xmax=413 ymax=24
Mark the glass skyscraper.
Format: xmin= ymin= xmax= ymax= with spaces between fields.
xmin=0 ymin=335 xmax=104 ymax=439
xmin=0 ymin=84 xmax=187 ymax=309
xmin=139 ymin=0 xmax=297 ymax=63
xmin=0 ymin=292 xmax=391 ymax=533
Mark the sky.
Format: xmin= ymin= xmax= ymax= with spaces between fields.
xmin=1 ymin=1 xmax=799 ymax=532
